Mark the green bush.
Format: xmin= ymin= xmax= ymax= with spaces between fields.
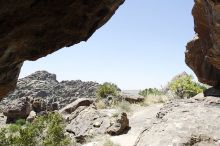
xmin=15 ymin=119 xmax=26 ymax=126
xmin=43 ymin=112 xmax=71 ymax=146
xmin=139 ymin=88 xmax=164 ymax=97
xmin=0 ymin=112 xmax=73 ymax=146
xmin=96 ymin=82 xmax=119 ymax=98
xmin=167 ymin=74 xmax=207 ymax=98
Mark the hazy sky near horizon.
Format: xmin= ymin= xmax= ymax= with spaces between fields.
xmin=20 ymin=1 xmax=195 ymax=90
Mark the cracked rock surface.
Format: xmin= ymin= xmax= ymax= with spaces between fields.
xmin=135 ymin=94 xmax=220 ymax=146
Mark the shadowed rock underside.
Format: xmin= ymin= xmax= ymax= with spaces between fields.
xmin=0 ymin=0 xmax=124 ymax=100
xmin=186 ymin=0 xmax=220 ymax=86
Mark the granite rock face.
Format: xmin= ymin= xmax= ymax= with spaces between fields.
xmin=135 ymin=94 xmax=220 ymax=146
xmin=186 ymin=0 xmax=220 ymax=86
xmin=1 ymin=71 xmax=99 ymax=109
xmin=0 ymin=0 xmax=124 ymax=100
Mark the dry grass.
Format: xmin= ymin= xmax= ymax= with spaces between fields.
xmin=103 ymin=139 xmax=121 ymax=146
xmin=95 ymin=100 xmax=106 ymax=109
xmin=142 ymin=95 xmax=170 ymax=106
xmin=116 ymin=100 xmax=132 ymax=113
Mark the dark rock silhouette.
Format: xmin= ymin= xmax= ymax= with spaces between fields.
xmin=0 ymin=0 xmax=124 ymax=100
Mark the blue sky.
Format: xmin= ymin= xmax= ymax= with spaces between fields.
xmin=20 ymin=0 xmax=195 ymax=90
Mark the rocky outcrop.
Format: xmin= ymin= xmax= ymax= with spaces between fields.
xmin=1 ymin=71 xmax=99 ymax=109
xmin=3 ymin=97 xmax=31 ymax=123
xmin=0 ymin=0 xmax=124 ymax=100
xmin=121 ymin=90 xmax=144 ymax=103
xmin=186 ymin=0 xmax=220 ymax=86
xmin=63 ymin=103 xmax=129 ymax=143
xmin=59 ymin=98 xmax=94 ymax=115
xmin=135 ymin=94 xmax=220 ymax=146
xmin=106 ymin=112 xmax=129 ymax=135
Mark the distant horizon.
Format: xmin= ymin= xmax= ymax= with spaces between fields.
xmin=19 ymin=69 xmax=195 ymax=91
xmin=19 ymin=1 xmax=196 ymax=90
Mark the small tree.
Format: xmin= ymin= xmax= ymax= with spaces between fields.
xmin=96 ymin=82 xmax=119 ymax=98
xmin=0 ymin=112 xmax=72 ymax=146
xmin=168 ymin=74 xmax=207 ymax=98
xmin=139 ymin=88 xmax=164 ymax=97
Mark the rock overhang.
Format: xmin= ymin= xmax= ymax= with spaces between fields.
xmin=186 ymin=0 xmax=220 ymax=86
xmin=0 ymin=0 xmax=124 ymax=100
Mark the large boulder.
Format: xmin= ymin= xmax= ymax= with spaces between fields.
xmin=64 ymin=104 xmax=129 ymax=143
xmin=0 ymin=0 xmax=124 ymax=100
xmin=135 ymin=94 xmax=220 ymax=146
xmin=106 ymin=112 xmax=129 ymax=135
xmin=59 ymin=98 xmax=94 ymax=115
xmin=121 ymin=90 xmax=144 ymax=103
xmin=3 ymin=97 xmax=31 ymax=123
xmin=65 ymin=105 xmax=111 ymax=143
xmin=186 ymin=0 xmax=220 ymax=86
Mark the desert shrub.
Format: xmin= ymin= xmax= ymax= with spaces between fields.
xmin=8 ymin=124 xmax=21 ymax=133
xmin=117 ymin=100 xmax=131 ymax=112
xmin=43 ymin=112 xmax=71 ymax=146
xmin=15 ymin=119 xmax=26 ymax=126
xmin=167 ymin=74 xmax=207 ymax=98
xmin=141 ymin=95 xmax=169 ymax=106
xmin=103 ymin=139 xmax=121 ymax=146
xmin=95 ymin=100 xmax=106 ymax=109
xmin=0 ymin=112 xmax=72 ymax=146
xmin=96 ymin=82 xmax=119 ymax=98
xmin=139 ymin=88 xmax=164 ymax=97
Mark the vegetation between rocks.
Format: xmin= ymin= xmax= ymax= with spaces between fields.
xmin=139 ymin=73 xmax=207 ymax=106
xmin=167 ymin=74 xmax=207 ymax=98
xmin=96 ymin=82 xmax=120 ymax=99
xmin=139 ymin=88 xmax=164 ymax=97
xmin=0 ymin=112 xmax=73 ymax=146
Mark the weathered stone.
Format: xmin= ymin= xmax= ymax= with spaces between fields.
xmin=121 ymin=90 xmax=144 ymax=103
xmin=93 ymin=121 xmax=102 ymax=128
xmin=26 ymin=110 xmax=36 ymax=123
xmin=1 ymin=71 xmax=99 ymax=110
xmin=31 ymin=97 xmax=46 ymax=113
xmin=186 ymin=0 xmax=220 ymax=86
xmin=3 ymin=97 xmax=31 ymax=123
xmin=64 ymin=105 xmax=129 ymax=143
xmin=65 ymin=106 xmax=111 ymax=140
xmin=59 ymin=98 xmax=94 ymax=115
xmin=106 ymin=112 xmax=129 ymax=135
xmin=135 ymin=95 xmax=220 ymax=146
xmin=0 ymin=0 xmax=124 ymax=100
xmin=204 ymin=96 xmax=220 ymax=105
